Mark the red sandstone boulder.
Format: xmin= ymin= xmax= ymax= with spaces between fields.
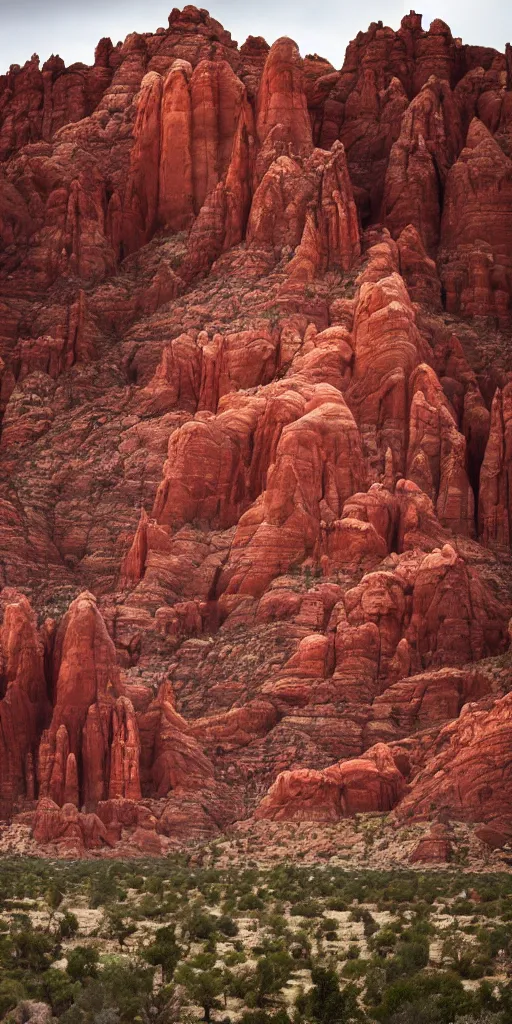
xmin=409 ymin=825 xmax=452 ymax=863
xmin=255 ymin=743 xmax=408 ymax=821
xmin=475 ymin=824 xmax=512 ymax=850
xmin=32 ymin=797 xmax=111 ymax=856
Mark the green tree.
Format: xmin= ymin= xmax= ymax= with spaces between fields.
xmin=59 ymin=910 xmax=79 ymax=940
xmin=0 ymin=978 xmax=25 ymax=1018
xmin=142 ymin=925 xmax=182 ymax=982
xmin=302 ymin=966 xmax=356 ymax=1024
xmin=46 ymin=882 xmax=64 ymax=931
xmin=105 ymin=908 xmax=136 ymax=949
xmin=61 ymin=963 xmax=153 ymax=1024
xmin=89 ymin=870 xmax=120 ymax=909
xmin=176 ymin=965 xmax=224 ymax=1023
xmin=40 ymin=968 xmax=78 ymax=1016
xmin=9 ymin=922 xmax=56 ymax=972
xmin=373 ymin=970 xmax=472 ymax=1023
xmin=217 ymin=914 xmax=239 ymax=937
xmin=254 ymin=951 xmax=293 ymax=1006
xmin=182 ymin=905 xmax=218 ymax=946
xmin=144 ymin=875 xmax=164 ymax=897
xmin=370 ymin=928 xmax=398 ymax=956
xmin=67 ymin=945 xmax=100 ymax=982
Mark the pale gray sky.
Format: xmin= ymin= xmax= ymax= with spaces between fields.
xmin=0 ymin=0 xmax=509 ymax=75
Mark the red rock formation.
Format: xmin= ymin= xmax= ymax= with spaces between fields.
xmin=409 ymin=825 xmax=452 ymax=863
xmin=478 ymin=381 xmax=512 ymax=546
xmin=37 ymin=592 xmax=123 ymax=810
xmin=349 ymin=260 xmax=422 ymax=478
xmin=32 ymin=797 xmax=111 ymax=856
xmin=396 ymin=691 xmax=512 ymax=827
xmin=121 ymin=71 xmax=164 ymax=255
xmin=407 ymin=363 xmax=475 ymax=536
xmin=0 ymin=6 xmax=510 ymax=856
xmin=440 ymin=119 xmax=512 ymax=324
xmin=286 ymin=142 xmax=361 ymax=279
xmin=397 ymin=224 xmax=442 ymax=308
xmin=109 ymin=697 xmax=142 ymax=801
xmin=220 ymin=389 xmax=367 ymax=596
xmin=142 ymin=686 xmax=215 ymax=797
xmin=406 ymin=544 xmax=506 ymax=667
xmin=158 ymin=61 xmax=194 ymax=232
xmin=0 ymin=593 xmax=48 ymax=815
xmin=255 ymin=743 xmax=408 ymax=821
xmin=255 ymin=37 xmax=312 ymax=159
xmin=383 ymin=77 xmax=463 ymax=249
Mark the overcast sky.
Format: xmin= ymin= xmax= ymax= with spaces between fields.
xmin=0 ymin=0 xmax=510 ymax=75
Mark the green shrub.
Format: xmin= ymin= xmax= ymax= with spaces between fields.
xmin=342 ymin=958 xmax=367 ymax=979
xmin=290 ymin=899 xmax=323 ymax=918
xmin=59 ymin=910 xmax=79 ymax=940
xmin=217 ymin=914 xmax=239 ymax=937
xmin=67 ymin=945 xmax=100 ymax=982
xmin=0 ymin=978 xmax=25 ymax=1018
xmin=142 ymin=925 xmax=181 ymax=982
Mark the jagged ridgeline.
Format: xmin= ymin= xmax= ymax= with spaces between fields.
xmin=0 ymin=6 xmax=511 ymax=860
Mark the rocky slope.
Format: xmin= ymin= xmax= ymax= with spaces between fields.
xmin=0 ymin=5 xmax=511 ymax=859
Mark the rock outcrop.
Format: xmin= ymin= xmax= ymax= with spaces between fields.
xmin=397 ymin=691 xmax=512 ymax=830
xmin=0 ymin=6 xmax=511 ymax=856
xmin=440 ymin=119 xmax=512 ymax=325
xmin=255 ymin=743 xmax=408 ymax=821
xmin=478 ymin=381 xmax=512 ymax=546
xmin=0 ymin=593 xmax=48 ymax=816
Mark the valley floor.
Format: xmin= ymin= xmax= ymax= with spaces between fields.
xmin=1 ymin=856 xmax=512 ymax=1023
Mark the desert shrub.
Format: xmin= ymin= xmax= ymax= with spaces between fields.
xmin=326 ymin=896 xmax=347 ymax=911
xmin=59 ymin=910 xmax=79 ymax=940
xmin=141 ymin=925 xmax=181 ymax=982
xmin=39 ymin=968 xmax=78 ymax=1016
xmin=239 ymin=893 xmax=265 ymax=912
xmin=61 ymin=963 xmax=153 ymax=1023
xmin=342 ymin=958 xmax=367 ymax=979
xmin=0 ymin=978 xmax=25 ymax=1018
xmin=88 ymin=870 xmax=121 ymax=909
xmin=183 ymin=905 xmax=217 ymax=941
xmin=67 ymin=945 xmax=100 ymax=982
xmin=217 ymin=914 xmax=239 ymax=937
xmin=290 ymin=899 xmax=322 ymax=918
xmin=297 ymin=967 xmax=358 ymax=1023
xmin=372 ymin=969 xmax=473 ymax=1023
xmin=346 ymin=942 xmax=361 ymax=959
xmin=8 ymin=922 xmax=57 ymax=972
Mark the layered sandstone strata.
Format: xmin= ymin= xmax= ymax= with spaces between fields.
xmin=0 ymin=6 xmax=511 ymax=855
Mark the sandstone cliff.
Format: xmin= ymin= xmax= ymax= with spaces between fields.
xmin=0 ymin=6 xmax=511 ymax=858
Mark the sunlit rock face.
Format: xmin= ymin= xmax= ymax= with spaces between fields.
xmin=0 ymin=6 xmax=511 ymax=855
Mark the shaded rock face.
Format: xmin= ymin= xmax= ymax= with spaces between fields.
xmin=396 ymin=691 xmax=512 ymax=833
xmin=0 ymin=6 xmax=511 ymax=855
xmin=0 ymin=593 xmax=48 ymax=817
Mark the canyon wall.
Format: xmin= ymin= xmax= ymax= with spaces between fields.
xmin=0 ymin=6 xmax=511 ymax=857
